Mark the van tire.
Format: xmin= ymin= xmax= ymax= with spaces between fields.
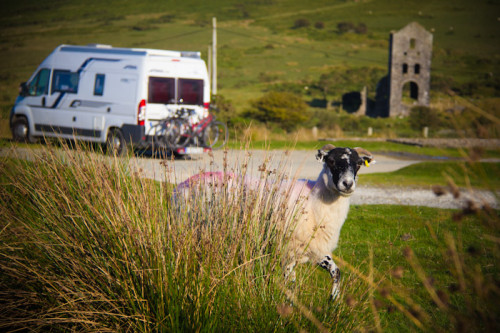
xmin=12 ymin=117 xmax=34 ymax=143
xmin=106 ymin=128 xmax=128 ymax=156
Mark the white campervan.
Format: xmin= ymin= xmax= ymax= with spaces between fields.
xmin=10 ymin=44 xmax=210 ymax=155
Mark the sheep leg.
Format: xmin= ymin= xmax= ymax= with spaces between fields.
xmin=318 ymin=255 xmax=341 ymax=299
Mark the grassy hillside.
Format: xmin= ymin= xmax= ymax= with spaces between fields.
xmin=1 ymin=0 xmax=498 ymax=127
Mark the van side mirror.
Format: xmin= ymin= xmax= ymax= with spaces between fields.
xmin=19 ymin=82 xmax=29 ymax=97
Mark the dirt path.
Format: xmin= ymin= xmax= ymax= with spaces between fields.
xmin=351 ymin=186 xmax=497 ymax=209
xmin=2 ymin=146 xmax=497 ymax=209
xmin=133 ymin=149 xmax=498 ymax=209
xmin=133 ymin=149 xmax=420 ymax=183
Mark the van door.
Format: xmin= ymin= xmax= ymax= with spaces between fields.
xmin=63 ymin=70 xmax=108 ymax=141
xmin=30 ymin=69 xmax=80 ymax=138
xmin=23 ymin=68 xmax=61 ymax=137
xmin=68 ymin=70 xmax=138 ymax=142
xmin=146 ymin=76 xmax=176 ymax=136
xmin=178 ymin=78 xmax=205 ymax=121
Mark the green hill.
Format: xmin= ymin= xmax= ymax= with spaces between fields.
xmin=1 ymin=0 xmax=498 ymax=121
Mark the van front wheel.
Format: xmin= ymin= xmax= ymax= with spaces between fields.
xmin=12 ymin=117 xmax=34 ymax=143
xmin=106 ymin=129 xmax=128 ymax=156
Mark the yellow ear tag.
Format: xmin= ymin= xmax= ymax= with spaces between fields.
xmin=364 ymin=160 xmax=370 ymax=167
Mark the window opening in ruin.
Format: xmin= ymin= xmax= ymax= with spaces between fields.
xmin=410 ymin=38 xmax=416 ymax=49
xmin=402 ymin=63 xmax=408 ymax=74
xmin=414 ymin=64 xmax=421 ymax=74
xmin=402 ymin=81 xmax=419 ymax=103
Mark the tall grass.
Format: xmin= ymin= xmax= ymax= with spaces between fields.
xmin=0 ymin=141 xmax=498 ymax=331
xmin=0 ymin=142 xmax=370 ymax=331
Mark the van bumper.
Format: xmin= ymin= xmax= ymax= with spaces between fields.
xmin=121 ymin=125 xmax=146 ymax=145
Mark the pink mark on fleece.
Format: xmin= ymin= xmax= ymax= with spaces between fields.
xmin=176 ymin=173 xmax=317 ymax=201
xmin=176 ymin=171 xmax=236 ymax=190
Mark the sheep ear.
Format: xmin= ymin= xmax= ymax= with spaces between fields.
xmin=316 ymin=144 xmax=335 ymax=162
xmin=354 ymin=147 xmax=375 ymax=165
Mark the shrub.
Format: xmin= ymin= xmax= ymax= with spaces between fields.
xmin=409 ymin=106 xmax=441 ymax=130
xmin=337 ymin=21 xmax=355 ymax=34
xmin=314 ymin=21 xmax=325 ymax=29
xmin=293 ymin=18 xmax=310 ymax=29
xmin=245 ymin=91 xmax=309 ymax=132
xmin=211 ymin=94 xmax=235 ymax=125
xmin=337 ymin=22 xmax=367 ymax=35
xmin=354 ymin=23 xmax=367 ymax=34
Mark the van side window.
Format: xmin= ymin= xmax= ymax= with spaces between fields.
xmin=178 ymin=79 xmax=203 ymax=105
xmin=27 ymin=68 xmax=50 ymax=96
xmin=149 ymin=77 xmax=175 ymax=104
xmin=52 ymin=70 xmax=79 ymax=94
xmin=94 ymin=74 xmax=105 ymax=96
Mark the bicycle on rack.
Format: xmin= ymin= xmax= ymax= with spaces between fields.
xmin=153 ymin=107 xmax=228 ymax=150
xmin=151 ymin=112 xmax=188 ymax=150
xmin=174 ymin=108 xmax=228 ymax=150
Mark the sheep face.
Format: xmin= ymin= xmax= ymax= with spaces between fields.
xmin=317 ymin=147 xmax=371 ymax=197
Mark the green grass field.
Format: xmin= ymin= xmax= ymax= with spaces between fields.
xmin=0 ymin=142 xmax=498 ymax=331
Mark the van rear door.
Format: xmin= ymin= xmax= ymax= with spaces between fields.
xmin=145 ymin=76 xmax=176 ymax=136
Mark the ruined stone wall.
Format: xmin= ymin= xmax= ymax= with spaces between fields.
xmin=388 ymin=22 xmax=433 ymax=117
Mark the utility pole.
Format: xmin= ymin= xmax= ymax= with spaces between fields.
xmin=212 ymin=17 xmax=217 ymax=96
xmin=208 ymin=45 xmax=212 ymax=85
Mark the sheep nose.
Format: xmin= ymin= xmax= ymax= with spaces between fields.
xmin=342 ymin=179 xmax=354 ymax=190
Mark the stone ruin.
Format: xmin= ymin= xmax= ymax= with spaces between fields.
xmin=387 ymin=21 xmax=433 ymax=117
xmin=342 ymin=22 xmax=433 ymax=117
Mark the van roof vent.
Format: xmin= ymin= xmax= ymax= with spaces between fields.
xmin=181 ymin=51 xmax=201 ymax=59
xmin=87 ymin=44 xmax=112 ymax=48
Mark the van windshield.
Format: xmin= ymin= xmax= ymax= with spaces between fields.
xmin=149 ymin=77 xmax=175 ymax=104
xmin=27 ymin=68 xmax=50 ymax=96
xmin=179 ymin=79 xmax=203 ymax=105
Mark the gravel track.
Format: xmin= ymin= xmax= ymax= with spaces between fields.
xmin=133 ymin=149 xmax=498 ymax=209
xmin=2 ymin=146 xmax=498 ymax=209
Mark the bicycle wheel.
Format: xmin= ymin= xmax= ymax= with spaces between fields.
xmin=167 ymin=118 xmax=191 ymax=148
xmin=203 ymin=121 xmax=228 ymax=149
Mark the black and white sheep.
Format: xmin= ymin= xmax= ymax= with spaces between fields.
xmin=175 ymin=144 xmax=374 ymax=298
xmin=283 ymin=144 xmax=374 ymax=298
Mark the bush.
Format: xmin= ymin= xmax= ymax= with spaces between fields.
xmin=245 ymin=91 xmax=309 ymax=132
xmin=314 ymin=21 xmax=325 ymax=29
xmin=409 ymin=106 xmax=441 ymax=130
xmin=337 ymin=21 xmax=355 ymax=34
xmin=337 ymin=22 xmax=368 ymax=34
xmin=293 ymin=18 xmax=310 ymax=29
xmin=211 ymin=94 xmax=235 ymax=125
xmin=354 ymin=23 xmax=367 ymax=34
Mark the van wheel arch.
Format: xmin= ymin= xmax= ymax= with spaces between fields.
xmin=11 ymin=115 xmax=35 ymax=143
xmin=106 ymin=127 xmax=128 ymax=156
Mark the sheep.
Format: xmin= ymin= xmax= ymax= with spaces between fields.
xmin=175 ymin=144 xmax=374 ymax=298
xmin=283 ymin=144 xmax=374 ymax=298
